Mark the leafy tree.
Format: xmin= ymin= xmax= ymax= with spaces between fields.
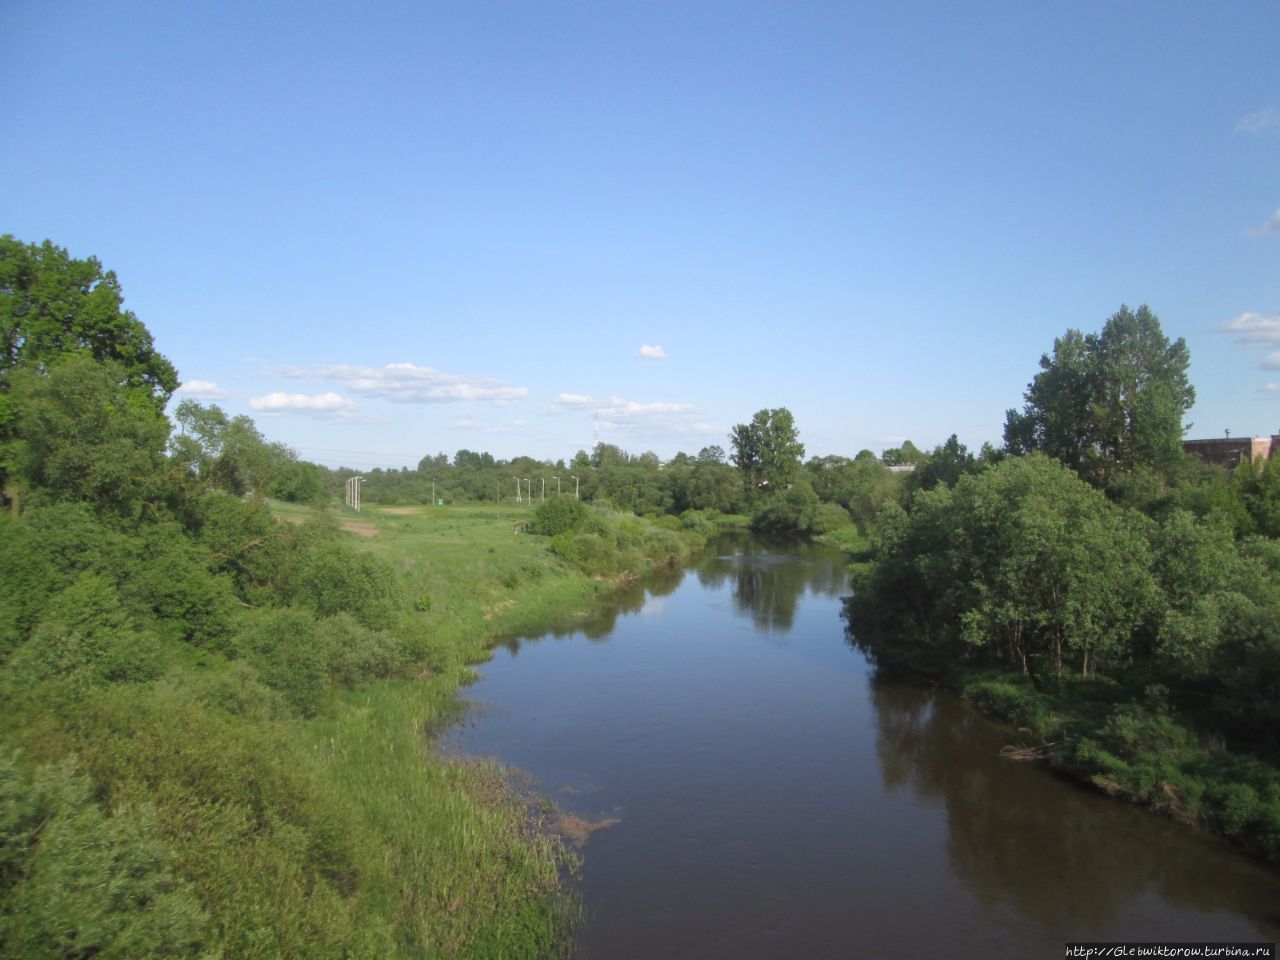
xmin=170 ymin=400 xmax=295 ymax=497
xmin=11 ymin=356 xmax=170 ymax=517
xmin=453 ymin=449 xmax=495 ymax=470
xmin=850 ymin=454 xmax=1158 ymax=682
xmin=908 ymin=434 xmax=981 ymax=493
xmin=880 ymin=440 xmax=926 ymax=467
xmin=1 ymin=237 xmax=178 ymax=510
xmin=729 ymin=407 xmax=805 ymax=493
xmin=0 ymin=237 xmax=177 ymax=401
xmin=1004 ymin=305 xmax=1194 ymax=484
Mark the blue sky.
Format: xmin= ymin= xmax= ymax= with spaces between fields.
xmin=3 ymin=1 xmax=1278 ymax=469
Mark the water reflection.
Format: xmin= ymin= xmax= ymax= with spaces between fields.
xmin=698 ymin=534 xmax=848 ymax=631
xmin=870 ymin=681 xmax=1280 ymax=937
xmin=494 ymin=562 xmax=685 ymax=655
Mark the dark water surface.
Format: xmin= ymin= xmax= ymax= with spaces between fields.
xmin=445 ymin=535 xmax=1280 ymax=958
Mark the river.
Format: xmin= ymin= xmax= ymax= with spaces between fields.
xmin=445 ymin=533 xmax=1280 ymax=958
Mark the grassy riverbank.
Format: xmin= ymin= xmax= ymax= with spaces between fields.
xmin=1 ymin=498 xmax=707 ymax=958
xmin=265 ymin=498 xmax=714 ymax=956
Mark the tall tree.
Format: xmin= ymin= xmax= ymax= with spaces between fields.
xmin=1 ymin=237 xmax=178 ymax=510
xmin=0 ymin=237 xmax=177 ymax=402
xmin=1004 ymin=305 xmax=1193 ymax=484
xmin=730 ymin=407 xmax=805 ymax=493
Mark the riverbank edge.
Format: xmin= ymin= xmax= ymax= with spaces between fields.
xmin=310 ymin=503 xmax=743 ymax=957
xmin=840 ymin=595 xmax=1280 ymax=870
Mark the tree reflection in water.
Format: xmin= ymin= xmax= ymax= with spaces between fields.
xmin=869 ymin=680 xmax=1280 ymax=937
xmin=697 ymin=533 xmax=848 ymax=632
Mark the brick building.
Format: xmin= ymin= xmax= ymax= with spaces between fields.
xmin=1182 ymin=435 xmax=1280 ymax=468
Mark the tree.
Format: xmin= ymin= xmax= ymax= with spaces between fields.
xmin=0 ymin=237 xmax=178 ymax=401
xmin=849 ymin=454 xmax=1158 ymax=682
xmin=170 ymin=400 xmax=294 ymax=497
xmin=909 ymin=434 xmax=980 ymax=493
xmin=11 ymin=356 xmax=170 ymax=517
xmin=1 ymin=238 xmax=179 ymax=511
xmin=729 ymin=408 xmax=805 ymax=493
xmin=1004 ymin=305 xmax=1194 ymax=485
xmin=881 ymin=440 xmax=926 ymax=467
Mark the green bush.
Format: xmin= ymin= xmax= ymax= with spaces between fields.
xmin=230 ymin=608 xmax=330 ymax=717
xmin=318 ymin=614 xmax=404 ymax=689
xmin=1100 ymin=703 xmax=1194 ymax=761
xmin=530 ymin=497 xmax=588 ymax=536
xmin=0 ymin=754 xmax=210 ymax=959
xmin=5 ymin=574 xmax=165 ymax=691
xmin=965 ymin=678 xmax=1055 ymax=739
xmin=287 ymin=541 xmax=404 ymax=631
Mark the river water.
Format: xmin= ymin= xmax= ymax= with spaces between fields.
xmin=445 ymin=534 xmax=1280 ymax=958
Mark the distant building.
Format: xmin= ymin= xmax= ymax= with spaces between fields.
xmin=1182 ymin=435 xmax=1280 ymax=468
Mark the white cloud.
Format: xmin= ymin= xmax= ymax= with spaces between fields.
xmin=1222 ymin=310 xmax=1280 ymax=345
xmin=1263 ymin=384 xmax=1280 ymax=394
xmin=550 ymin=392 xmax=714 ymax=434
xmin=175 ymin=379 xmax=228 ymax=399
xmin=637 ymin=344 xmax=666 ymax=359
xmin=1260 ymin=352 xmax=1280 ymax=370
xmin=447 ymin=416 xmax=529 ymax=434
xmin=1250 ymin=208 xmax=1280 ymax=237
xmin=277 ymin=362 xmax=528 ymax=405
xmin=249 ymin=391 xmax=356 ymax=417
xmin=1235 ymin=106 xmax=1280 ymax=135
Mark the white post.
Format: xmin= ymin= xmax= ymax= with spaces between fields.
xmin=541 ymin=477 xmax=545 ymax=501
xmin=554 ymin=475 xmax=560 ymax=495
xmin=571 ymin=475 xmax=579 ymax=500
xmin=513 ymin=476 xmax=520 ymax=503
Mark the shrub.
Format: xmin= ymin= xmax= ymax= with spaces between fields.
xmin=0 ymin=754 xmax=210 ymax=958
xmin=230 ymin=608 xmax=330 ymax=717
xmin=965 ymin=678 xmax=1055 ymax=739
xmin=318 ymin=614 xmax=404 ymax=689
xmin=530 ymin=497 xmax=588 ymax=537
xmin=5 ymin=574 xmax=165 ymax=691
xmin=288 ymin=541 xmax=403 ymax=631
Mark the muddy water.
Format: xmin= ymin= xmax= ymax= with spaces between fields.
xmin=446 ymin=535 xmax=1280 ymax=958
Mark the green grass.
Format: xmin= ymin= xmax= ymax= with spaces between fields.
xmin=2 ymin=498 xmax=685 ymax=958
xmin=283 ymin=500 xmax=688 ymax=956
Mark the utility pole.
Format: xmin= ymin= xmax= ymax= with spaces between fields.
xmin=570 ymin=475 xmax=579 ymax=500
xmin=540 ymin=477 xmax=545 ymax=501
xmin=345 ymin=476 xmax=365 ymax=511
xmin=513 ymin=476 xmax=521 ymax=503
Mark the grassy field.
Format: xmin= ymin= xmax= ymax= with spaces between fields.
xmin=274 ymin=498 xmax=686 ymax=957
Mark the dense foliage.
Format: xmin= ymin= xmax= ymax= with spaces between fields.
xmin=849 ymin=306 xmax=1280 ymax=863
xmin=0 ymin=239 xmax=590 ymax=958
